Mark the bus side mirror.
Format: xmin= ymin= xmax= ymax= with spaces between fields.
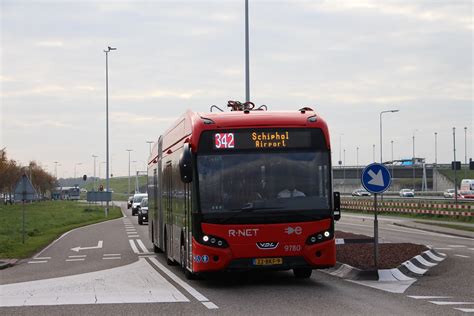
xmin=333 ymin=191 xmax=341 ymax=221
xmin=179 ymin=143 xmax=193 ymax=183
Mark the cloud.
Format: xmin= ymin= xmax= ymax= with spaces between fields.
xmin=9 ymin=119 xmax=70 ymax=129
xmin=302 ymin=1 xmax=472 ymax=30
xmin=111 ymin=112 xmax=176 ymax=124
xmin=36 ymin=41 xmax=64 ymax=47
xmin=115 ymin=89 xmax=203 ymax=100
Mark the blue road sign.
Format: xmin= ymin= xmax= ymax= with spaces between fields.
xmin=361 ymin=163 xmax=392 ymax=194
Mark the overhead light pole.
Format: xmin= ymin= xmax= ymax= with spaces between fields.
xmin=464 ymin=127 xmax=468 ymax=178
xmin=453 ymin=128 xmax=458 ymax=204
xmin=104 ymin=46 xmax=116 ymax=217
xmin=53 ymin=161 xmax=59 ymax=179
xmin=126 ymin=149 xmax=133 ymax=195
xmin=372 ymin=144 xmax=375 ymax=162
xmin=146 ymin=141 xmax=154 ymax=155
xmin=380 ymin=109 xmax=399 ymax=164
xmin=74 ymin=162 xmax=82 ymax=179
xmin=391 ymin=140 xmax=394 ymax=178
xmin=339 ymin=134 xmax=343 ymax=168
xmin=92 ymin=155 xmax=98 ymax=191
xmin=434 ymin=132 xmax=438 ymax=191
xmin=412 ymin=129 xmax=418 ymax=190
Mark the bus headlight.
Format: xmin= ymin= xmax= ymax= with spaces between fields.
xmin=200 ymin=234 xmax=228 ymax=248
xmin=306 ymin=230 xmax=333 ymax=245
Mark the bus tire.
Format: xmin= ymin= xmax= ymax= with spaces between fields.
xmin=153 ymin=243 xmax=163 ymax=253
xmin=293 ymin=268 xmax=312 ymax=279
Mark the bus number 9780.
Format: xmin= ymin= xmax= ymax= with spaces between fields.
xmin=215 ymin=133 xmax=235 ymax=149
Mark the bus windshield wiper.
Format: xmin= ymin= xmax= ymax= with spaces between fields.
xmin=220 ymin=204 xmax=283 ymax=223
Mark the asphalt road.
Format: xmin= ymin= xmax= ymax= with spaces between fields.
xmin=1 ymin=203 xmax=472 ymax=315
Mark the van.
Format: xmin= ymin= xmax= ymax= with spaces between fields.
xmin=131 ymin=193 xmax=147 ymax=215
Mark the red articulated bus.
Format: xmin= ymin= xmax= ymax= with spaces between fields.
xmin=147 ymin=101 xmax=341 ymax=279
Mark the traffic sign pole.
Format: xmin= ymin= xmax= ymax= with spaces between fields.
xmin=373 ymin=193 xmax=378 ymax=268
xmin=361 ymin=163 xmax=392 ymax=270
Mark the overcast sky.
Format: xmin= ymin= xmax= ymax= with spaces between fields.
xmin=1 ymin=0 xmax=472 ymax=178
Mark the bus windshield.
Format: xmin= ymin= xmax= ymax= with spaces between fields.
xmin=197 ymin=151 xmax=330 ymax=215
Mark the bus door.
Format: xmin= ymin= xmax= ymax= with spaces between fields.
xmin=164 ymin=162 xmax=173 ymax=259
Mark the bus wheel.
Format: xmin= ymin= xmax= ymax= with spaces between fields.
xmin=153 ymin=243 xmax=163 ymax=253
xmin=293 ymin=268 xmax=312 ymax=279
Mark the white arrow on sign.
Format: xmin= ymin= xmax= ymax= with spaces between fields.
xmin=71 ymin=240 xmax=103 ymax=252
xmin=368 ymin=170 xmax=385 ymax=187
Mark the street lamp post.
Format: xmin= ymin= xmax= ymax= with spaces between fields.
xmin=434 ymin=132 xmax=438 ymax=191
xmin=74 ymin=163 xmax=82 ymax=179
xmin=379 ymin=109 xmax=399 ymax=164
xmin=343 ymin=149 xmax=346 ymax=193
xmin=453 ymin=128 xmax=458 ymax=204
xmin=372 ymin=144 xmax=375 ymax=162
xmin=146 ymin=141 xmax=154 ymax=155
xmin=412 ymin=129 xmax=418 ymax=190
xmin=126 ymin=149 xmax=133 ymax=195
xmin=391 ymin=140 xmax=394 ymax=178
xmin=53 ymin=161 xmax=59 ymax=179
xmin=464 ymin=127 xmax=468 ymax=178
xmin=356 ymin=146 xmax=359 ymax=180
xmin=104 ymin=46 xmax=116 ymax=217
xmin=92 ymin=155 xmax=98 ymax=191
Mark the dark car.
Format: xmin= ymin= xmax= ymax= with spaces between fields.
xmin=127 ymin=196 xmax=133 ymax=209
xmin=138 ymin=197 xmax=148 ymax=225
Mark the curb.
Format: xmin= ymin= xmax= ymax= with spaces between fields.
xmin=0 ymin=259 xmax=19 ymax=270
xmin=392 ymin=222 xmax=474 ymax=239
xmin=325 ymin=248 xmax=446 ymax=282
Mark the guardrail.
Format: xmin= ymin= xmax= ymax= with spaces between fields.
xmin=342 ymin=198 xmax=473 ymax=217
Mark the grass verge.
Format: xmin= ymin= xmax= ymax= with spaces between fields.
xmin=0 ymin=201 xmax=122 ymax=259
xmin=413 ymin=221 xmax=474 ymax=232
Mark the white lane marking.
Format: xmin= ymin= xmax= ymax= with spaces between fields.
xmin=136 ymin=239 xmax=149 ymax=253
xmin=408 ymin=296 xmax=452 ymax=299
xmin=103 ymin=254 xmax=121 ymax=256
xmin=68 ymin=255 xmax=86 ymax=258
xmin=448 ymin=245 xmax=467 ymax=248
xmin=455 ymin=308 xmax=474 ymax=312
xmin=33 ymin=257 xmax=51 ymax=260
xmin=469 ymin=248 xmax=474 ymax=251
xmin=432 ymin=248 xmax=452 ymax=250
xmin=71 ymin=240 xmax=103 ymax=252
xmin=202 ymin=301 xmax=219 ymax=309
xmin=66 ymin=259 xmax=85 ymax=262
xmin=454 ymin=254 xmax=470 ymax=258
xmin=128 ymin=235 xmax=140 ymax=238
xmin=148 ymin=257 xmax=211 ymax=302
xmin=102 ymin=257 xmax=121 ymax=260
xmin=0 ymin=258 xmax=188 ymax=306
xmin=429 ymin=301 xmax=474 ymax=305
xmin=129 ymin=239 xmax=140 ymax=254
xmin=349 ymin=279 xmax=416 ymax=294
xmin=27 ymin=261 xmax=48 ymax=264
xmin=127 ymin=232 xmax=138 ymax=234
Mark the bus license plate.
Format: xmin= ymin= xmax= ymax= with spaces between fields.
xmin=253 ymin=258 xmax=283 ymax=266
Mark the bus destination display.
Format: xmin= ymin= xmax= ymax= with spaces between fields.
xmin=213 ymin=129 xmax=313 ymax=150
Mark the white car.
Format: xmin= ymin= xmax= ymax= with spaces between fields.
xmin=443 ymin=189 xmax=455 ymax=198
xmin=131 ymin=193 xmax=147 ymax=215
xmin=399 ymin=189 xmax=415 ymax=197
